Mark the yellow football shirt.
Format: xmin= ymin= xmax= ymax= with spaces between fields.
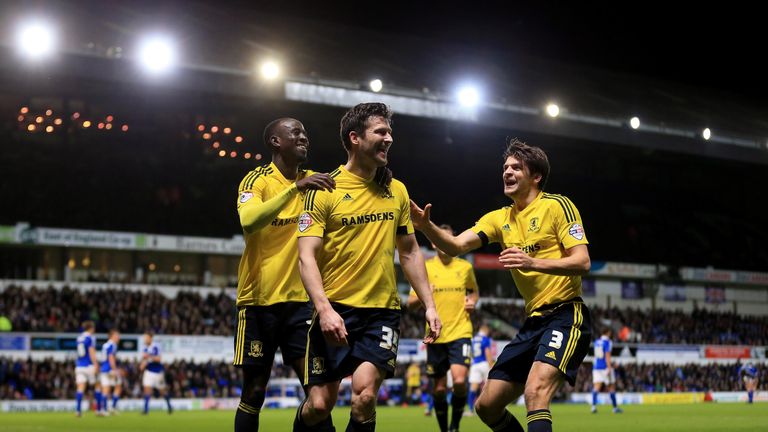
xmin=423 ymin=256 xmax=477 ymax=343
xmin=236 ymin=162 xmax=312 ymax=307
xmin=470 ymin=191 xmax=588 ymax=315
xmin=297 ymin=165 xmax=414 ymax=310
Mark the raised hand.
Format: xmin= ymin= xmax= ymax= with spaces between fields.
xmin=409 ymin=200 xmax=432 ymax=231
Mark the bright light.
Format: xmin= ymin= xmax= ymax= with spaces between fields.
xmin=212 ymin=142 xmax=220 ymax=149
xmin=210 ymin=126 xmax=219 ymax=133
xmin=702 ymin=128 xmax=711 ymax=140
xmin=223 ymin=127 xmax=231 ymax=134
xmin=45 ymin=125 xmax=54 ymax=133
xmin=106 ymin=115 xmax=114 ymax=122
xmin=121 ymin=124 xmax=129 ymax=132
xmin=72 ymin=112 xmax=80 ymax=119
xmin=97 ymin=122 xmax=105 ymax=129
xmin=197 ymin=124 xmax=205 ymax=132
xmin=255 ymin=153 xmax=262 ymax=160
xmin=54 ymin=118 xmax=62 ymax=125
xmin=137 ymin=35 xmax=176 ymax=74
xmin=244 ymin=152 xmax=252 ymax=159
xmin=27 ymin=124 xmax=36 ymax=132
xmin=235 ymin=136 xmax=243 ymax=143
xmin=105 ymin=123 xmax=113 ymax=130
xmin=20 ymin=107 xmax=29 ymax=114
xmin=369 ymin=79 xmax=383 ymax=93
xmin=230 ymin=151 xmax=237 ymax=158
xmin=546 ymin=103 xmax=560 ymax=118
xmin=218 ymin=150 xmax=226 ymax=157
xmin=457 ymin=86 xmax=480 ymax=107
xmin=17 ymin=115 xmax=24 ymax=122
xmin=35 ymin=116 xmax=43 ymax=124
xmin=630 ymin=117 xmax=641 ymax=129
xmin=260 ymin=61 xmax=280 ymax=80
xmin=45 ymin=109 xmax=53 ymax=116
xmin=16 ymin=21 xmax=56 ymax=60
xmin=82 ymin=120 xmax=91 ymax=128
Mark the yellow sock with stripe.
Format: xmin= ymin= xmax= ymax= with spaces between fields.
xmin=527 ymin=409 xmax=552 ymax=432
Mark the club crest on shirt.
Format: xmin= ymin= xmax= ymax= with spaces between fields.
xmin=528 ymin=217 xmax=540 ymax=232
xmin=569 ymin=223 xmax=585 ymax=240
xmin=298 ymin=212 xmax=313 ymax=232
xmin=239 ymin=192 xmax=254 ymax=203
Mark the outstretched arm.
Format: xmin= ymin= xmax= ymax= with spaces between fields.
xmin=409 ymin=200 xmax=483 ymax=256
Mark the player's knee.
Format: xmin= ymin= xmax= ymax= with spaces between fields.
xmin=452 ymin=380 xmax=467 ymax=394
xmin=351 ymin=388 xmax=377 ymax=411
xmin=307 ymin=394 xmax=334 ymax=419
xmin=474 ymin=397 xmax=495 ymax=423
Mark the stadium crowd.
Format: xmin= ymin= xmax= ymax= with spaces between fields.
xmin=1 ymin=356 xmax=763 ymax=401
xmin=0 ymin=285 xmax=233 ymax=335
xmin=0 ymin=357 xmax=248 ymax=400
xmin=574 ymin=362 xmax=766 ymax=393
xmin=2 ymin=285 xmax=768 ymax=345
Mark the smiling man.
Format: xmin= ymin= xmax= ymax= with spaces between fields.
xmin=233 ymin=118 xmax=336 ymax=431
xmin=410 ymin=138 xmax=592 ymax=432
xmin=294 ymin=102 xmax=441 ymax=432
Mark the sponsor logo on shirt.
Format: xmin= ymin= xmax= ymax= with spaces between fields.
xmin=298 ymin=213 xmax=313 ymax=232
xmin=569 ymin=223 xmax=585 ymax=240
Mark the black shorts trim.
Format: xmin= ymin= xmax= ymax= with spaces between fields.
xmin=304 ymin=303 xmax=401 ymax=385
xmin=426 ymin=338 xmax=472 ymax=377
xmin=488 ymin=302 xmax=591 ymax=386
xmin=233 ymin=302 xmax=312 ymax=369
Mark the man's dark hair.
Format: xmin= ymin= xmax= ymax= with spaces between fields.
xmin=339 ymin=103 xmax=393 ymax=151
xmin=262 ymin=118 xmax=293 ymax=152
xmin=503 ymin=138 xmax=550 ymax=190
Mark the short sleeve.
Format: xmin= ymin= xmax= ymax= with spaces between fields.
xmin=236 ymin=171 xmax=268 ymax=211
xmin=551 ymin=195 xmax=589 ymax=249
xmin=469 ymin=210 xmax=503 ymax=245
xmin=297 ymin=189 xmax=331 ymax=237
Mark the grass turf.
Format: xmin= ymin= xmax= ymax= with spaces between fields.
xmin=1 ymin=403 xmax=766 ymax=431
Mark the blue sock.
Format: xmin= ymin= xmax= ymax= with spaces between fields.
xmin=76 ymin=391 xmax=83 ymax=414
xmin=112 ymin=395 xmax=119 ymax=409
xmin=468 ymin=390 xmax=477 ymax=413
xmin=144 ymin=396 xmax=150 ymax=413
xmin=165 ymin=395 xmax=172 ymax=413
xmin=592 ymin=390 xmax=598 ymax=406
xmin=610 ymin=392 xmax=617 ymax=408
xmin=95 ymin=391 xmax=103 ymax=412
xmin=428 ymin=395 xmax=434 ymax=412
xmin=748 ymin=390 xmax=754 ymax=403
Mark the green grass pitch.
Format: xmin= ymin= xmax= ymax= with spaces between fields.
xmin=1 ymin=403 xmax=766 ymax=431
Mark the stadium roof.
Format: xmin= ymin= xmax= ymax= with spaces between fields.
xmin=0 ymin=1 xmax=766 ymax=163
